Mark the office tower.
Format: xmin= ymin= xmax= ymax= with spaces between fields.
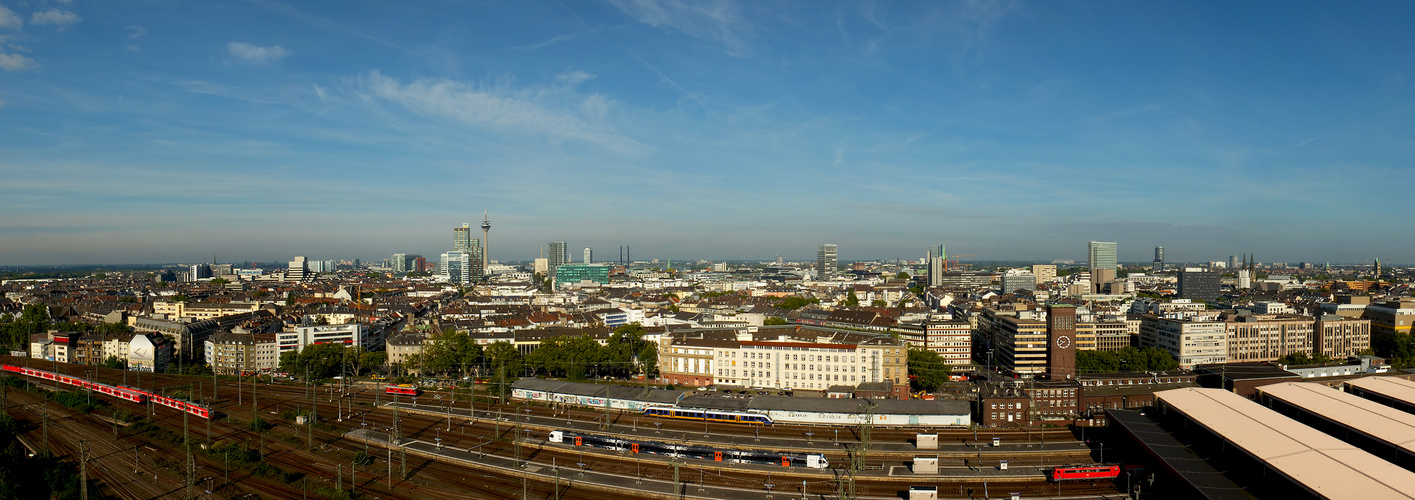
xmin=1228 ymin=254 xmax=1241 ymax=270
xmin=413 ymin=257 xmax=427 ymax=273
xmin=1178 ymin=268 xmax=1221 ymax=301
xmin=927 ymin=244 xmax=945 ymax=287
xmin=776 ymin=255 xmax=783 ymax=265
xmin=1001 ymin=269 xmax=1036 ymax=294
xmin=481 ymin=212 xmax=491 ymax=273
xmin=392 ymin=253 xmax=409 ymax=273
xmin=817 ymin=244 xmax=838 ymax=279
xmin=189 ymin=263 xmax=212 ymax=282
xmin=287 ymin=256 xmax=310 ymax=282
xmin=584 ymin=247 xmax=592 ymax=264
xmin=440 ymin=251 xmax=471 ymax=284
xmin=1153 ymin=246 xmax=1165 ymax=273
xmin=454 ymin=224 xmax=474 ymax=254
xmin=1087 ymin=241 xmax=1117 ymax=271
xmin=1047 ymin=304 xmax=1077 ymax=380
xmin=548 ymin=242 xmax=568 ymax=273
xmin=1088 ymin=241 xmax=1117 ymax=293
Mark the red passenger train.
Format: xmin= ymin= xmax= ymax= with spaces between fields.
xmin=385 ymin=384 xmax=422 ymax=396
xmin=1 ymin=363 xmax=213 ymax=419
xmin=1050 ymin=464 xmax=1122 ymax=481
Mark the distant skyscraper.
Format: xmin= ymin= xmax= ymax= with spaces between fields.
xmin=480 ymin=212 xmax=491 ymax=274
xmin=1087 ymin=242 xmax=1117 ymax=271
xmin=287 ymin=256 xmax=310 ymax=282
xmin=927 ymin=244 xmax=946 ymax=287
xmin=583 ymin=247 xmax=592 ymax=264
xmin=1152 ymin=246 xmax=1165 ymax=273
xmin=817 ymin=244 xmax=838 ymax=279
xmin=440 ymin=251 xmax=472 ymax=284
xmin=1088 ymin=242 xmax=1117 ymax=294
xmin=1229 ymin=254 xmax=1240 ymax=270
xmin=548 ymin=242 xmax=568 ymax=274
xmin=452 ymin=223 xmax=482 ymax=280
xmin=454 ymin=224 xmax=474 ymax=254
xmin=189 ymin=263 xmax=212 ymax=282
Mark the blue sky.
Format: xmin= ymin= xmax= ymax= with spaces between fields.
xmin=1 ymin=1 xmax=1412 ymax=266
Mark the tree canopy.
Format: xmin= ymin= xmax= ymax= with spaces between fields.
xmin=1075 ymin=347 xmax=1179 ymax=374
xmin=907 ymin=348 xmax=951 ymax=392
xmin=773 ymin=296 xmax=820 ymax=310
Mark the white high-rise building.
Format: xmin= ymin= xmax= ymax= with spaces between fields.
xmin=927 ymin=244 xmax=945 ymax=287
xmin=440 ymin=251 xmax=472 ymax=284
xmin=584 ymin=247 xmax=592 ymax=264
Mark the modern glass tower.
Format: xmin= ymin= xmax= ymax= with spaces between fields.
xmin=1088 ymin=241 xmax=1117 ymax=270
xmin=548 ymin=242 xmax=568 ymax=273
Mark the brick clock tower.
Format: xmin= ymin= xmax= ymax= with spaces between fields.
xmin=1047 ymin=304 xmax=1077 ymax=380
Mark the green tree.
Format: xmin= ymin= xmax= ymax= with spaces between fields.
xmin=906 ymin=348 xmax=951 ymax=392
xmin=773 ymin=297 xmax=820 ymax=310
xmin=421 ymin=329 xmax=482 ymax=377
xmin=895 ymin=272 xmax=910 ymax=280
xmin=763 ymin=317 xmax=788 ymax=326
xmin=843 ymin=291 xmax=860 ymax=307
xmin=483 ymin=341 xmax=523 ymax=379
xmin=870 ymin=299 xmax=887 ymax=308
xmin=101 ymin=355 xmax=127 ymax=370
xmin=278 ymin=343 xmax=348 ymax=380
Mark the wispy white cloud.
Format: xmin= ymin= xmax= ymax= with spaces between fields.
xmin=226 ymin=41 xmax=290 ymax=65
xmin=359 ymin=71 xmax=644 ymax=155
xmin=556 ymin=70 xmax=596 ymax=86
xmin=30 ymin=9 xmax=81 ymax=29
xmin=510 ymin=33 xmax=580 ymax=50
xmin=0 ymin=52 xmax=34 ymax=71
xmin=609 ymin=0 xmax=751 ymax=55
xmin=0 ymin=6 xmax=22 ymax=29
xmin=126 ymin=25 xmax=145 ymax=39
xmin=245 ymin=0 xmax=410 ymax=52
xmin=1293 ymin=137 xmax=1318 ymax=148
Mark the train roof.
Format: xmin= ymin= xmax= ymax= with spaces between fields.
xmin=510 ymin=378 xmax=969 ymax=416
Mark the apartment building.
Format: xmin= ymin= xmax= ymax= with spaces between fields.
xmin=658 ymin=326 xmax=909 ymax=397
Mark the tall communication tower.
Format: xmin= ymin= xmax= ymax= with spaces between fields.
xmin=480 ymin=211 xmax=491 ymax=273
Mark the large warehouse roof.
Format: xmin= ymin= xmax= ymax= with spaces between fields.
xmin=1345 ymin=376 xmax=1415 ymax=405
xmin=1156 ymin=387 xmax=1415 ymax=499
xmin=1258 ymin=382 xmax=1415 ymax=453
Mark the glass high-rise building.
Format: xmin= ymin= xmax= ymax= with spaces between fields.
xmin=817 ymin=244 xmax=838 ymax=279
xmin=1088 ymin=241 xmax=1117 ymax=270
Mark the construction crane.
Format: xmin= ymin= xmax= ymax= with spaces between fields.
xmin=947 ymin=255 xmax=975 ymax=271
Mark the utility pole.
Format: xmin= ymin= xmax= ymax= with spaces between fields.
xmin=80 ymin=440 xmax=88 ymax=500
xmin=42 ymin=398 xmax=49 ymax=456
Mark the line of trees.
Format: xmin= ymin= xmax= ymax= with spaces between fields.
xmin=393 ymin=323 xmax=658 ymax=383
xmin=1075 ymin=347 xmax=1179 ymax=374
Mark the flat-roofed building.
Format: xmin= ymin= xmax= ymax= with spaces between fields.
xmin=994 ymin=316 xmax=1049 ymax=376
xmin=1223 ymin=313 xmax=1313 ymax=363
xmin=660 ymin=326 xmax=909 ymax=398
xmin=1315 ymin=315 xmax=1371 ymax=359
xmin=1140 ymin=315 xmax=1226 ymax=369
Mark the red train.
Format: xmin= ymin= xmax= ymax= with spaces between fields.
xmin=1051 ymin=464 xmax=1122 ymax=481
xmin=1 ymin=363 xmax=212 ymax=419
xmin=385 ymin=384 xmax=422 ymax=396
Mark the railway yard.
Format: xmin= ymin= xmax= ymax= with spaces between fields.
xmin=0 ymin=356 xmax=1131 ymax=499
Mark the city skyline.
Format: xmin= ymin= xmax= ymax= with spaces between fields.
xmin=3 ymin=2 xmax=1415 ymax=265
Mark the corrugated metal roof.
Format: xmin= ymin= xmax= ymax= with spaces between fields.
xmin=1157 ymin=387 xmax=1415 ymax=499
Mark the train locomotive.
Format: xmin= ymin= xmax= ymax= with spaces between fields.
xmin=549 ymin=430 xmax=829 ymax=469
xmin=2 ymin=363 xmax=213 ymax=419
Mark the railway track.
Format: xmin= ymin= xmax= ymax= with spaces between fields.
xmin=3 ymin=358 xmax=1124 ymax=499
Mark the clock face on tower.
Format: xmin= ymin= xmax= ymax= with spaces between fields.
xmin=1055 ymin=335 xmax=1071 ymax=349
